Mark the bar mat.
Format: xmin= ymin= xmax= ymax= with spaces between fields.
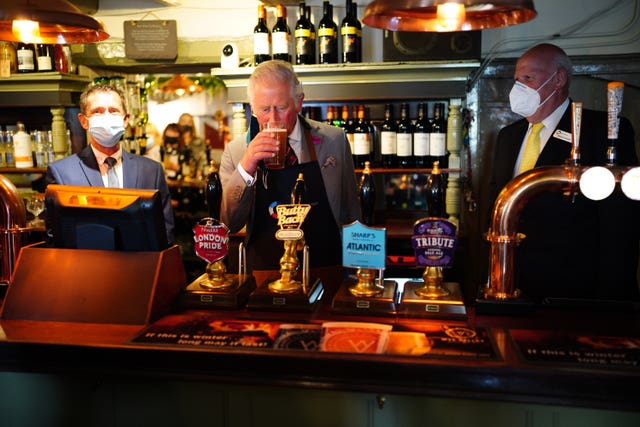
xmin=509 ymin=329 xmax=640 ymax=369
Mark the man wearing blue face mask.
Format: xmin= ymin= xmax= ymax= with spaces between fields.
xmin=487 ymin=43 xmax=639 ymax=302
xmin=45 ymin=84 xmax=175 ymax=244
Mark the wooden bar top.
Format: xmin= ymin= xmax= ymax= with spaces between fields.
xmin=1 ymin=299 xmax=638 ymax=412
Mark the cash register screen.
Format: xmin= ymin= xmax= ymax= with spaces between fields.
xmin=44 ymin=184 xmax=169 ymax=251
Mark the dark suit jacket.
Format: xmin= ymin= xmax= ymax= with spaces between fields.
xmin=488 ymin=105 xmax=639 ymax=300
xmin=45 ymin=145 xmax=175 ymax=244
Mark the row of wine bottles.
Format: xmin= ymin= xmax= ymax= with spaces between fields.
xmin=254 ymin=0 xmax=362 ymax=66
xmin=0 ymin=42 xmax=73 ymax=77
xmin=324 ymin=102 xmax=450 ymax=170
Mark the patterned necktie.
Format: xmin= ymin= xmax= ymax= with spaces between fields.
xmin=285 ymin=139 xmax=298 ymax=166
xmin=105 ymin=157 xmax=119 ymax=188
xmin=519 ymin=122 xmax=544 ymax=174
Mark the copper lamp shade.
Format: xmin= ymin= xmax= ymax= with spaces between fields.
xmin=363 ymin=0 xmax=537 ymax=32
xmin=0 ymin=0 xmax=109 ymax=44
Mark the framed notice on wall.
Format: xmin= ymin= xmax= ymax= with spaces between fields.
xmin=124 ymin=20 xmax=178 ymax=60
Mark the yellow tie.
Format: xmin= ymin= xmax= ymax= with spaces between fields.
xmin=519 ymin=122 xmax=544 ymax=174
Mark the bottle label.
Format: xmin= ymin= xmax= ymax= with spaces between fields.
xmin=295 ymin=29 xmax=311 ymax=38
xmin=318 ymin=28 xmax=335 ymax=37
xmin=37 ymin=56 xmax=53 ymax=71
xmin=353 ymin=133 xmax=370 ymax=155
xmin=346 ymin=132 xmax=355 ymax=154
xmin=272 ymin=33 xmax=290 ymax=55
xmin=0 ymin=59 xmax=10 ymax=78
xmin=397 ymin=134 xmax=412 ymax=156
xmin=340 ymin=26 xmax=358 ymax=36
xmin=254 ymin=33 xmax=270 ymax=55
xmin=17 ymin=50 xmax=34 ymax=71
xmin=430 ymin=133 xmax=447 ymax=156
xmin=414 ymin=133 xmax=430 ymax=156
xmin=380 ymin=131 xmax=397 ymax=155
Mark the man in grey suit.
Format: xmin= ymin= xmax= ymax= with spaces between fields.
xmin=46 ymin=83 xmax=174 ymax=244
xmin=220 ymin=60 xmax=360 ymax=290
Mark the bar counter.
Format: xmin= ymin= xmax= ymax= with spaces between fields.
xmin=1 ymin=295 xmax=638 ymax=415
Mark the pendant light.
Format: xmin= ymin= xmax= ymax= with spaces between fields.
xmin=363 ymin=0 xmax=537 ymax=32
xmin=0 ymin=0 xmax=109 ymax=44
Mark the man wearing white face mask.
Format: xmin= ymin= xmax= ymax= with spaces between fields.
xmin=45 ymin=84 xmax=174 ymax=244
xmin=487 ymin=43 xmax=639 ymax=302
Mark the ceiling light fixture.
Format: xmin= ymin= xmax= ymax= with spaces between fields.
xmin=0 ymin=0 xmax=109 ymax=44
xmin=363 ymin=0 xmax=537 ymax=32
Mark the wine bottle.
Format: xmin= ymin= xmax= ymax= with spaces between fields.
xmin=253 ymin=4 xmax=272 ymax=65
xmin=352 ymin=105 xmax=372 ymax=168
xmin=380 ymin=103 xmax=397 ymax=168
xmin=16 ymin=43 xmax=35 ymax=73
xmin=272 ymin=4 xmax=292 ymax=62
xmin=325 ymin=105 xmax=335 ymax=125
xmin=36 ymin=44 xmax=53 ymax=72
xmin=295 ymin=2 xmax=315 ymax=64
xmin=306 ymin=5 xmax=316 ymax=62
xmin=341 ymin=0 xmax=362 ymax=63
xmin=413 ymin=102 xmax=430 ymax=168
xmin=429 ymin=103 xmax=448 ymax=169
xmin=318 ymin=1 xmax=338 ymax=64
xmin=13 ymin=122 xmax=34 ymax=168
xmin=291 ymin=172 xmax=306 ymax=204
xmin=359 ymin=161 xmax=376 ymax=225
xmin=426 ymin=161 xmax=447 ymax=218
xmin=206 ymin=161 xmax=223 ymax=220
xmin=345 ymin=106 xmax=356 ymax=158
xmin=397 ymin=102 xmax=414 ymax=168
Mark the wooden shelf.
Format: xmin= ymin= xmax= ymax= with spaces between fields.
xmin=0 ymin=72 xmax=90 ymax=107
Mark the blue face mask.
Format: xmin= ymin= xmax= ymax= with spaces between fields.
xmin=88 ymin=114 xmax=125 ymax=147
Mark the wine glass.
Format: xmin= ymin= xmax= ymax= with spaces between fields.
xmin=26 ymin=194 xmax=45 ymax=227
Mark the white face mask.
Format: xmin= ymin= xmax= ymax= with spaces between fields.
xmin=88 ymin=114 xmax=125 ymax=147
xmin=509 ymin=71 xmax=558 ymax=117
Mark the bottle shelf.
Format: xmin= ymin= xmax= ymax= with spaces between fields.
xmin=354 ymin=167 xmax=461 ymax=174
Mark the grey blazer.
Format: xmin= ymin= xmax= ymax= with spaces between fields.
xmin=219 ymin=116 xmax=361 ymax=235
xmin=45 ymin=145 xmax=175 ymax=243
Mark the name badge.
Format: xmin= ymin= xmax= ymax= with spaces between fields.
xmin=553 ymin=129 xmax=572 ymax=143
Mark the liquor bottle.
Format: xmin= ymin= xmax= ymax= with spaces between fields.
xmin=318 ymin=1 xmax=338 ymax=64
xmin=33 ymin=131 xmax=46 ymax=167
xmin=413 ymin=102 xmax=430 ymax=168
xmin=205 ymin=160 xmax=223 ymax=220
xmin=0 ymin=42 xmax=17 ymax=78
xmin=341 ymin=0 xmax=362 ymax=63
xmin=426 ymin=161 xmax=447 ymax=218
xmin=397 ymin=102 xmax=414 ymax=168
xmin=295 ymin=2 xmax=315 ymax=64
xmin=45 ymin=130 xmax=55 ymax=164
xmin=429 ymin=103 xmax=448 ymax=169
xmin=380 ymin=103 xmax=397 ymax=168
xmin=13 ymin=122 xmax=34 ymax=168
xmin=291 ymin=172 xmax=306 ymax=204
xmin=254 ymin=4 xmax=272 ymax=65
xmin=36 ymin=44 xmax=54 ymax=72
xmin=359 ymin=161 xmax=376 ymax=225
xmin=352 ymin=105 xmax=371 ymax=168
xmin=16 ymin=43 xmax=35 ymax=73
xmin=272 ymin=4 xmax=292 ymax=62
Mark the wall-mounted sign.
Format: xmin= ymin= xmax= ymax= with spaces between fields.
xmin=124 ymin=20 xmax=178 ymax=60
